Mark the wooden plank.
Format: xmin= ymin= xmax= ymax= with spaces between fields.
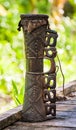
xmin=1 ymin=98 xmax=76 ymax=129
xmin=0 ymin=79 xmax=76 ymax=130
xmin=15 ymin=118 xmax=76 ymax=128
xmin=56 ymin=98 xmax=76 ymax=112
xmin=3 ymin=97 xmax=76 ymax=129
xmin=4 ymin=119 xmax=76 ymax=130
xmin=56 ymin=99 xmax=76 ymax=105
xmin=3 ymin=106 xmax=76 ymax=130
xmin=4 ymin=125 xmax=76 ymax=130
xmin=0 ymin=106 xmax=22 ymax=130
xmin=57 ymin=111 xmax=76 ymax=118
xmin=57 ymin=80 xmax=76 ymax=96
xmin=57 ymin=104 xmax=76 ymax=111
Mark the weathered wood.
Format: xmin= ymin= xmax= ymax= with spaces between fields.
xmin=2 ymin=96 xmax=76 ymax=130
xmin=0 ymin=80 xmax=76 ymax=130
xmin=0 ymin=106 xmax=22 ymax=130
xmin=57 ymin=104 xmax=76 ymax=111
xmin=57 ymin=111 xmax=76 ymax=118
xmin=4 ymin=125 xmax=76 ymax=130
xmin=3 ymin=116 xmax=76 ymax=130
xmin=57 ymin=80 xmax=76 ymax=96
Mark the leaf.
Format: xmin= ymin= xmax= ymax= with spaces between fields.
xmin=15 ymin=96 xmax=21 ymax=105
xmin=12 ymin=80 xmax=18 ymax=95
xmin=20 ymin=86 xmax=24 ymax=95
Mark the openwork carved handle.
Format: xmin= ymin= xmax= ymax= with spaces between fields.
xmin=43 ymin=29 xmax=58 ymax=117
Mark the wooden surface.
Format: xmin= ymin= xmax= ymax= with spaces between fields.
xmin=56 ymin=80 xmax=76 ymax=96
xmin=2 ymin=96 xmax=76 ymax=130
xmin=0 ymin=80 xmax=76 ymax=130
xmin=0 ymin=106 xmax=22 ymax=130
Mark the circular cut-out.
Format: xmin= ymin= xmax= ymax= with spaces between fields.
xmin=49 ymin=38 xmax=54 ymax=45
xmin=43 ymin=59 xmax=51 ymax=73
xmin=47 ymin=46 xmax=50 ymax=49
xmin=46 ymin=37 xmax=48 ymax=41
xmin=48 ymin=50 xmax=52 ymax=55
xmin=46 ymin=94 xmax=48 ymax=100
xmin=50 ymin=80 xmax=54 ymax=86
xmin=48 ymin=87 xmax=50 ymax=91
xmin=51 ymin=109 xmax=54 ymax=115
xmin=47 ymin=106 xmax=50 ymax=113
xmin=45 ymin=77 xmax=48 ymax=84
xmin=44 ymin=51 xmax=46 ymax=56
xmin=50 ymin=91 xmax=54 ymax=99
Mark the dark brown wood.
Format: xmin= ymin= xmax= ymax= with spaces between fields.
xmin=18 ymin=14 xmax=58 ymax=122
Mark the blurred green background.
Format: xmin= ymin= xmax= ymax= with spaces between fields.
xmin=0 ymin=0 xmax=76 ymax=113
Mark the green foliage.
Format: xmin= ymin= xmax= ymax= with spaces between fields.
xmin=12 ymin=80 xmax=24 ymax=105
xmin=55 ymin=17 xmax=76 ymax=86
xmin=64 ymin=0 xmax=76 ymax=17
xmin=36 ymin=0 xmax=50 ymax=14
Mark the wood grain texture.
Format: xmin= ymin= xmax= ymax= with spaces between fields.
xmin=0 ymin=106 xmax=22 ymax=130
xmin=0 ymin=80 xmax=76 ymax=130
xmin=2 ymin=96 xmax=76 ymax=130
xmin=57 ymin=80 xmax=76 ymax=96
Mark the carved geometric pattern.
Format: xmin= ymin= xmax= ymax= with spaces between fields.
xmin=43 ymin=29 xmax=58 ymax=118
xmin=19 ymin=14 xmax=58 ymax=121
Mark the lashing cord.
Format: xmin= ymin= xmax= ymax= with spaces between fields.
xmin=56 ymin=54 xmax=65 ymax=97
